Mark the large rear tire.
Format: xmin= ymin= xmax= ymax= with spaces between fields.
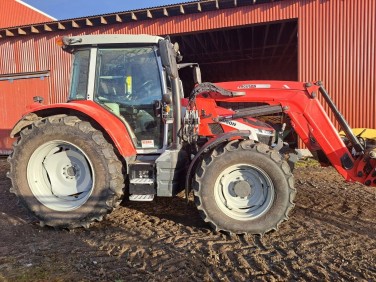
xmin=193 ymin=140 xmax=296 ymax=235
xmin=8 ymin=115 xmax=125 ymax=228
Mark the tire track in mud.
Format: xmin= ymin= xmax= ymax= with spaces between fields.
xmin=0 ymin=158 xmax=376 ymax=281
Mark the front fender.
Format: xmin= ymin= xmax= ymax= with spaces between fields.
xmin=11 ymin=101 xmax=136 ymax=158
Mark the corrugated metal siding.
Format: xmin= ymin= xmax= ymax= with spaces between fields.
xmin=0 ymin=75 xmax=50 ymax=153
xmin=0 ymin=0 xmax=375 ymax=151
xmin=299 ymin=0 xmax=376 ymax=130
xmin=0 ymin=0 xmax=53 ymax=28
xmin=0 ymin=41 xmax=17 ymax=73
xmin=0 ymin=35 xmax=71 ymax=104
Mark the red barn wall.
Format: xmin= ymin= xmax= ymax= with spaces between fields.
xmin=0 ymin=74 xmax=50 ymax=152
xmin=0 ymin=0 xmax=54 ymax=28
xmin=299 ymin=0 xmax=375 ymax=129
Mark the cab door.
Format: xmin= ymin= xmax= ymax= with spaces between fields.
xmin=93 ymin=47 xmax=165 ymax=151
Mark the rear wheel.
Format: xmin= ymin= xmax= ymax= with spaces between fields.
xmin=193 ymin=140 xmax=295 ymax=235
xmin=8 ymin=115 xmax=124 ymax=228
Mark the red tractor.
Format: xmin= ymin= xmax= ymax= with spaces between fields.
xmin=8 ymin=35 xmax=376 ymax=235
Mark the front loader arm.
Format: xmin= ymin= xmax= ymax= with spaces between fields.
xmin=285 ymin=87 xmax=356 ymax=178
xmin=290 ymin=83 xmax=375 ymax=186
xmin=199 ymin=81 xmax=376 ymax=186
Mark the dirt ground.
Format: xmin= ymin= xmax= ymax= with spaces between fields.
xmin=0 ymin=157 xmax=375 ymax=282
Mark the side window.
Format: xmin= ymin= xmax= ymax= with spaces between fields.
xmin=94 ymin=48 xmax=162 ymax=104
xmin=69 ymin=50 xmax=90 ymax=100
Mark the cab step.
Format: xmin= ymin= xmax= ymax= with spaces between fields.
xmin=129 ymin=194 xmax=155 ymax=202
xmin=130 ymin=178 xmax=154 ymax=184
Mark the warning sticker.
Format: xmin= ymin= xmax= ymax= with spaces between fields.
xmin=141 ymin=140 xmax=155 ymax=148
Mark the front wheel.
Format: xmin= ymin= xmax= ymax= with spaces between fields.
xmin=193 ymin=140 xmax=296 ymax=235
xmin=8 ymin=115 xmax=125 ymax=228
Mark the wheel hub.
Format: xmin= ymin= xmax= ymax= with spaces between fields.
xmin=215 ymin=164 xmax=274 ymax=220
xmin=233 ymin=181 xmax=252 ymax=198
xmin=65 ymin=165 xmax=78 ymax=177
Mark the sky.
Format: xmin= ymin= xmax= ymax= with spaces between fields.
xmin=22 ymin=0 xmax=184 ymax=20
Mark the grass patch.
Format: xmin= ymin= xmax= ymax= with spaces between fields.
xmin=295 ymin=158 xmax=321 ymax=168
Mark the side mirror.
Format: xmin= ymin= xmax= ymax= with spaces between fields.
xmin=159 ymin=39 xmax=179 ymax=79
xmin=193 ymin=66 xmax=202 ymax=84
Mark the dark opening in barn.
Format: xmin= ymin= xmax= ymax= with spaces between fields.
xmin=171 ymin=19 xmax=298 ymax=94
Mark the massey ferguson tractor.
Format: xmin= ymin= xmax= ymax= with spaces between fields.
xmin=8 ymin=34 xmax=376 ymax=235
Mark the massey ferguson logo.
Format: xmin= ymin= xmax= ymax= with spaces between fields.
xmin=221 ymin=120 xmax=237 ymax=127
xmin=237 ymin=84 xmax=271 ymax=89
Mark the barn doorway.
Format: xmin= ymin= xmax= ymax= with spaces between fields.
xmin=171 ymin=20 xmax=298 ymax=94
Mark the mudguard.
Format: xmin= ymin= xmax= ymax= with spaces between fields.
xmin=184 ymin=130 xmax=251 ymax=200
xmin=10 ymin=100 xmax=137 ymax=158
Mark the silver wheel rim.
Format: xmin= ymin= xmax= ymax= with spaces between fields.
xmin=27 ymin=140 xmax=94 ymax=211
xmin=214 ymin=164 xmax=274 ymax=221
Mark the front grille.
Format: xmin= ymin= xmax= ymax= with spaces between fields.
xmin=209 ymin=123 xmax=224 ymax=135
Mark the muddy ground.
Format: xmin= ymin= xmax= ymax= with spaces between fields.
xmin=0 ymin=157 xmax=375 ymax=281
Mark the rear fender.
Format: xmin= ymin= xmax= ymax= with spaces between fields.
xmin=11 ymin=101 xmax=137 ymax=158
xmin=185 ymin=130 xmax=251 ymax=200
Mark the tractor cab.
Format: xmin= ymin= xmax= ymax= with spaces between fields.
xmin=63 ymin=34 xmax=178 ymax=153
xmin=56 ymin=35 xmax=187 ymax=200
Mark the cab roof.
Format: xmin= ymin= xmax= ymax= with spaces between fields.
xmin=64 ymin=34 xmax=164 ymax=46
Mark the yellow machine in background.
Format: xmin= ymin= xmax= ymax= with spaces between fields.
xmin=340 ymin=128 xmax=376 ymax=141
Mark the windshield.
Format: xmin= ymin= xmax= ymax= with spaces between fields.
xmin=69 ymin=49 xmax=90 ymax=100
xmin=94 ymin=47 xmax=164 ymax=149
